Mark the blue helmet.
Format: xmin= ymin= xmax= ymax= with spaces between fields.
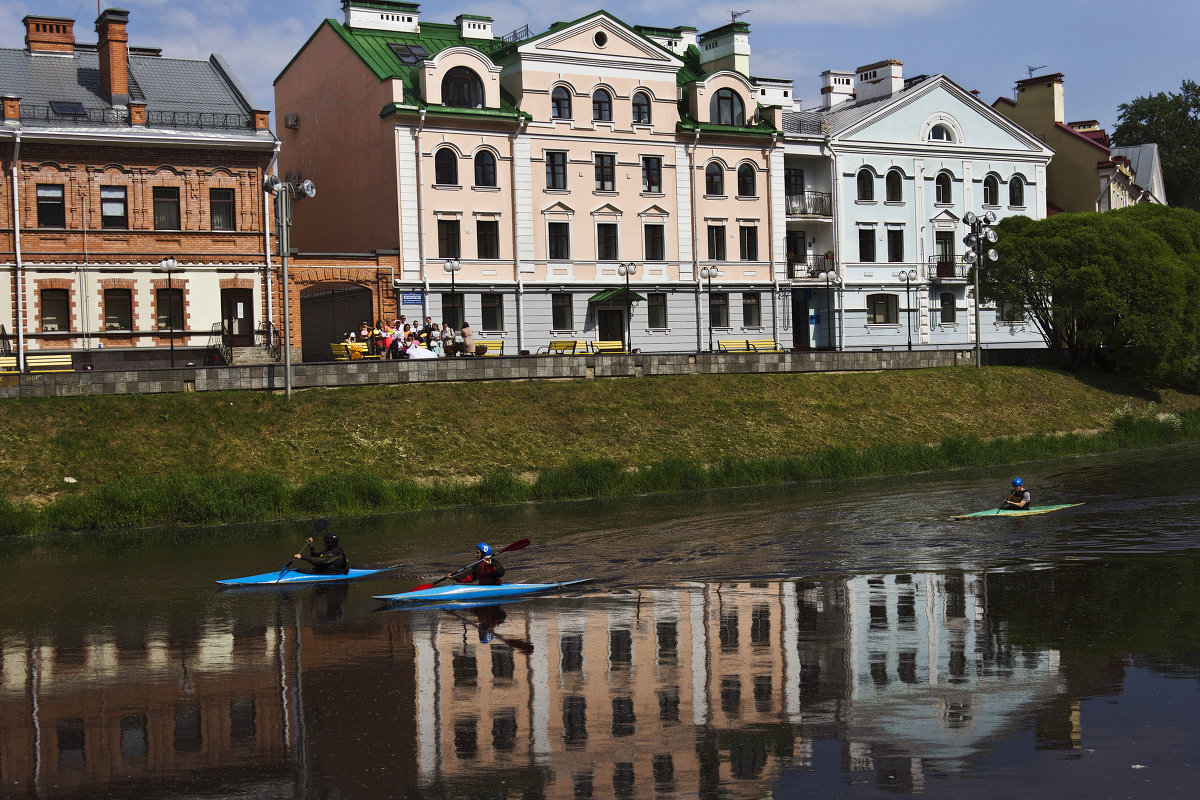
xmin=1012 ymin=478 xmax=1023 ymax=487
xmin=476 ymin=542 xmax=493 ymax=557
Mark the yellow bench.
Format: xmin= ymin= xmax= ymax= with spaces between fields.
xmin=0 ymin=355 xmax=17 ymax=374
xmin=331 ymin=342 xmax=380 ymax=360
xmin=538 ymin=339 xmax=585 ymax=355
xmin=26 ymin=353 xmax=74 ymax=372
xmin=589 ymin=340 xmax=626 ymax=354
xmin=717 ymin=338 xmax=782 ymax=353
xmin=474 ymin=339 xmax=504 ymax=356
xmin=330 ymin=342 xmax=350 ymax=361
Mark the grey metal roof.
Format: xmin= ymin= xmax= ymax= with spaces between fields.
xmin=0 ymin=46 xmax=262 ymax=133
xmin=1112 ymin=143 xmax=1167 ymax=203
xmin=780 ymin=75 xmax=938 ymax=139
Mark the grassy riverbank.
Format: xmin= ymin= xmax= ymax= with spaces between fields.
xmin=2 ymin=366 xmax=1199 ymax=535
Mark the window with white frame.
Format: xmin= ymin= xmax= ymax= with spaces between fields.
xmin=940 ymin=291 xmax=956 ymax=324
xmin=709 ymin=291 xmax=729 ymax=327
xmin=552 ymin=293 xmax=573 ymax=330
xmin=983 ymin=175 xmax=999 ymax=206
xmin=647 ymin=292 xmax=667 ymax=328
xmin=100 ymin=186 xmax=127 ymax=229
xmin=742 ymin=292 xmax=761 ymax=327
xmin=41 ymin=288 xmax=69 ymax=331
xmin=476 ymin=219 xmax=499 ymax=259
xmin=210 ymin=188 xmax=235 ymax=231
xmin=37 ymin=184 xmax=65 ymax=228
xmin=593 ymin=89 xmax=613 ymax=122
xmin=707 ymin=224 xmax=726 ymax=260
xmin=857 ymin=169 xmax=874 ymax=201
xmin=929 ymin=124 xmax=953 ymax=142
xmin=548 ymin=221 xmax=570 ymax=260
xmin=739 ymin=225 xmax=758 ymax=261
xmin=935 ymin=172 xmax=953 ymax=204
xmin=866 ymin=293 xmax=899 ymax=324
xmin=858 ymin=227 xmax=876 ymax=262
xmin=551 ymin=86 xmax=572 ymax=119
xmin=632 ymin=91 xmax=651 ymax=124
xmin=887 ymin=229 xmax=904 ymax=263
xmin=437 ymin=219 xmax=460 ymax=258
xmin=642 ymin=156 xmax=662 ymax=193
xmin=546 ymin=151 xmax=567 ymax=190
xmin=104 ymin=288 xmax=132 ymax=330
xmin=595 ymin=154 xmax=615 ymax=191
xmin=596 ymin=222 xmax=619 ymax=261
xmin=644 ymin=223 xmax=665 ymax=261
xmin=481 ymin=292 xmax=503 ymax=331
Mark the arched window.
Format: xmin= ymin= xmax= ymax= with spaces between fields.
xmin=1009 ymin=175 xmax=1025 ymax=207
xmin=434 ymin=148 xmax=458 ymax=185
xmin=983 ymin=175 xmax=999 ymax=206
xmin=710 ymin=88 xmax=745 ymax=126
xmin=930 ymin=124 xmax=953 ymax=142
xmin=857 ymin=169 xmax=874 ymax=201
xmin=632 ymin=91 xmax=652 ymax=124
xmin=442 ymin=67 xmax=484 ymax=109
xmin=551 ymin=86 xmax=572 ymax=119
xmin=705 ymin=163 xmax=725 ymax=195
xmin=737 ymin=164 xmax=756 ymax=197
xmin=885 ymin=169 xmax=903 ymax=202
xmin=474 ymin=151 xmax=496 ymax=187
xmin=935 ymin=171 xmax=952 ymax=204
xmin=592 ymin=88 xmax=613 ymax=122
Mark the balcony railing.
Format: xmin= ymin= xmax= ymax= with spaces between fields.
xmin=928 ymin=256 xmax=971 ymax=280
xmin=20 ymin=105 xmax=254 ymax=130
xmin=785 ymin=192 xmax=832 ymax=217
xmin=788 ymin=254 xmax=835 ymax=280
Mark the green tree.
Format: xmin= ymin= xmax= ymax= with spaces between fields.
xmin=985 ymin=208 xmax=1198 ymax=379
xmin=1113 ymin=80 xmax=1200 ymax=210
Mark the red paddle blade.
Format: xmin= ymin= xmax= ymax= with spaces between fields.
xmin=498 ymin=538 xmax=530 ymax=554
xmin=402 ymin=538 xmax=530 ymax=593
xmin=408 ymin=582 xmax=435 ymax=592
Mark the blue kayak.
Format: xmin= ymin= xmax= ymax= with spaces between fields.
xmin=217 ymin=567 xmax=387 ymax=586
xmin=374 ymin=579 xmax=592 ymax=604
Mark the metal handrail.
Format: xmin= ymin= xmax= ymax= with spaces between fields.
xmin=20 ymin=105 xmax=253 ymax=130
xmin=927 ymin=256 xmax=970 ymax=279
xmin=256 ymin=321 xmax=281 ymax=362
xmin=785 ymin=192 xmax=832 ymax=216
xmin=207 ymin=322 xmax=232 ymax=365
xmin=787 ymin=254 xmax=835 ymax=279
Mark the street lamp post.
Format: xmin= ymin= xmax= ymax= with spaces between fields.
xmin=699 ymin=266 xmax=718 ymax=352
xmin=900 ymin=268 xmax=917 ymax=351
xmin=154 ymin=257 xmax=183 ymax=367
xmin=617 ymin=262 xmax=638 ymax=353
xmin=962 ymin=211 xmax=1000 ymax=368
xmin=443 ymin=258 xmax=461 ymax=332
xmin=264 ymin=176 xmax=316 ymax=398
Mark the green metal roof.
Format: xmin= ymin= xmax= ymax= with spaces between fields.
xmin=588 ymin=287 xmax=647 ymax=303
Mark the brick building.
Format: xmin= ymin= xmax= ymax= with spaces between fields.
xmin=0 ymin=7 xmax=278 ymax=370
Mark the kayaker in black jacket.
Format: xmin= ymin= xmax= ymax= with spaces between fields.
xmin=295 ymin=532 xmax=349 ymax=574
xmin=450 ymin=542 xmax=505 ymax=585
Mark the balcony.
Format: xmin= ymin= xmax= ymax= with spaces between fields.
xmin=785 ymin=192 xmax=832 ymax=217
xmin=788 ymin=254 xmax=835 ymax=280
xmin=928 ymin=256 xmax=971 ymax=282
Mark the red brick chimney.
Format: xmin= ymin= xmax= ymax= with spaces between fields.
xmin=96 ymin=8 xmax=131 ymax=107
xmin=23 ymin=15 xmax=75 ymax=52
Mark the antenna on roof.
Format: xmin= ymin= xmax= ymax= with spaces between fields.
xmin=1025 ymin=65 xmax=1048 ymax=79
xmin=730 ymin=9 xmax=751 ymax=23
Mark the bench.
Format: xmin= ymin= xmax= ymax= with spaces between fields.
xmin=26 ymin=353 xmax=74 ymax=372
xmin=0 ymin=355 xmax=17 ymax=374
xmin=717 ymin=338 xmax=782 ymax=353
xmin=538 ymin=339 xmax=586 ymax=355
xmin=473 ymin=339 xmax=504 ymax=356
xmin=589 ymin=340 xmax=626 ymax=354
xmin=331 ymin=342 xmax=380 ymax=360
xmin=330 ymin=342 xmax=350 ymax=361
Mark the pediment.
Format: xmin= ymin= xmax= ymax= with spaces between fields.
xmin=520 ymin=14 xmax=677 ymax=66
xmin=542 ymin=201 xmax=575 ymax=215
xmin=931 ymin=209 xmax=960 ymax=222
xmin=639 ymin=204 xmax=670 ymax=217
xmin=591 ymin=203 xmax=623 ymax=216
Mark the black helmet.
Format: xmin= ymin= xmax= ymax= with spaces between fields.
xmin=323 ymin=532 xmax=339 ymax=547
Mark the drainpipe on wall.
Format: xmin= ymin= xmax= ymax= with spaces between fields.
xmin=510 ymin=117 xmax=527 ymax=352
xmin=766 ymin=132 xmax=778 ymax=348
xmin=10 ymin=130 xmax=23 ymax=370
xmin=690 ymin=127 xmax=701 ymax=352
xmin=828 ymin=142 xmax=843 ymax=351
xmin=78 ymin=186 xmax=90 ymax=351
xmin=415 ymin=109 xmax=427 ymax=317
xmin=263 ymin=145 xmax=280 ymax=346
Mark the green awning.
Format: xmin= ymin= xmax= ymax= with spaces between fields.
xmin=588 ymin=287 xmax=647 ymax=303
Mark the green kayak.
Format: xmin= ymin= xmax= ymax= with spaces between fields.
xmin=953 ymin=503 xmax=1083 ymax=519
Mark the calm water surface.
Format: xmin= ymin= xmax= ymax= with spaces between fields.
xmin=2 ymin=445 xmax=1198 ymax=799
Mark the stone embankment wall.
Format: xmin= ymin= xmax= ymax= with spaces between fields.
xmin=1 ymin=350 xmax=975 ymax=399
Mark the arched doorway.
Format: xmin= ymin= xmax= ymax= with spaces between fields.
xmin=300 ymin=283 xmax=373 ymax=362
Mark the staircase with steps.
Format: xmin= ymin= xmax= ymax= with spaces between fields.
xmin=230 ymin=346 xmax=278 ymax=366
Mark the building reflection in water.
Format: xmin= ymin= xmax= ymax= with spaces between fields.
xmin=0 ymin=571 xmax=1080 ymax=798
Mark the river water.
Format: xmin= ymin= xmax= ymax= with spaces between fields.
xmin=2 ymin=444 xmax=1198 ymax=799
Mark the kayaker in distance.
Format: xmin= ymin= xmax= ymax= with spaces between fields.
xmin=1002 ymin=478 xmax=1031 ymax=510
xmin=450 ymin=542 xmax=506 ymax=585
xmin=295 ymin=531 xmax=349 ymax=575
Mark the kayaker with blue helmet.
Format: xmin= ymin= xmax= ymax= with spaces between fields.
xmin=450 ymin=542 xmax=506 ymax=585
xmin=295 ymin=531 xmax=349 ymax=575
xmin=1002 ymin=478 xmax=1031 ymax=510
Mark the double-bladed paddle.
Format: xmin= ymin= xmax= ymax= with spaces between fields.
xmin=405 ymin=538 xmax=531 ymax=592
xmin=277 ymin=518 xmax=330 ymax=583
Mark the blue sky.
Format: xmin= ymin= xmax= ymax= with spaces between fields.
xmin=2 ymin=0 xmax=1195 ymax=135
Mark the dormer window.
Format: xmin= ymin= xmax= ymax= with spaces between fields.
xmin=442 ymin=67 xmax=483 ymax=109
xmin=711 ymin=88 xmax=745 ymax=126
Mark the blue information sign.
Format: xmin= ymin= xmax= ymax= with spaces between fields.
xmin=810 ymin=314 xmax=819 ymax=325
xmin=400 ymin=292 xmax=423 ymax=304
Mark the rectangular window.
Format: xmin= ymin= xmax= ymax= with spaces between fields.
xmin=642 ymin=156 xmax=662 ymax=193
xmin=546 ymin=151 xmax=567 ymax=190
xmin=437 ymin=219 xmax=461 ymax=259
xmin=867 ymin=293 xmax=898 ymax=325
xmin=41 ymin=288 xmax=69 ymax=332
xmin=210 ymin=188 xmax=235 ymax=231
xmin=709 ymin=291 xmax=729 ymax=328
xmin=739 ymin=226 xmax=758 ymax=261
xmin=174 ymin=703 xmax=202 ymax=753
xmin=548 ymin=221 xmax=570 ymax=260
xmin=784 ymin=167 xmax=804 ymax=196
xmin=940 ymin=292 xmax=957 ymax=324
xmin=443 ymin=292 xmax=464 ymax=331
xmin=858 ymin=228 xmax=876 ymax=262
xmin=648 ymin=292 xmax=667 ymax=329
xmin=552 ymin=293 xmax=573 ymax=330
xmin=707 ymin=224 xmax=726 ymax=261
xmin=157 ymin=288 xmax=183 ymax=330
xmin=230 ymin=699 xmax=256 ymax=745
xmin=595 ymin=154 xmax=615 ymax=192
xmin=153 ymin=186 xmax=180 ymax=230
xmin=100 ymin=185 xmax=127 ymax=229
xmin=887 ymin=229 xmax=904 ymax=262
xmin=37 ymin=184 xmax=65 ymax=228
xmin=477 ymin=220 xmax=499 ymax=259
xmin=999 ymin=299 xmax=1026 ymax=322
xmin=596 ymin=223 xmax=618 ymax=261
xmin=104 ymin=288 xmax=132 ymax=330
xmin=743 ymin=292 xmax=761 ymax=327
xmin=481 ymin=292 xmax=503 ymax=331
xmin=644 ymin=224 xmax=665 ymax=261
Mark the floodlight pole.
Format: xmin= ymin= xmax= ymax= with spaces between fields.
xmin=265 ymin=177 xmax=316 ymax=398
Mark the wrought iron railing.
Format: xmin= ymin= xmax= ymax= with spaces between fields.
xmin=256 ymin=321 xmax=281 ymax=362
xmin=927 ymin=256 xmax=970 ymax=279
xmin=787 ymin=254 xmax=835 ymax=280
xmin=20 ymin=105 xmax=253 ymax=130
xmin=785 ymin=192 xmax=832 ymax=216
xmin=207 ymin=322 xmax=232 ymax=366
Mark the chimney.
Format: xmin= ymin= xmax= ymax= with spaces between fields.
xmin=1013 ymin=73 xmax=1065 ymax=125
xmin=698 ymin=21 xmax=751 ymax=76
xmin=456 ymin=14 xmax=492 ymax=40
xmin=820 ymin=70 xmax=855 ymax=109
xmin=23 ymin=15 xmax=75 ymax=53
xmin=854 ymin=60 xmax=903 ymax=102
xmin=96 ymin=8 xmax=130 ymax=107
xmin=2 ymin=95 xmax=21 ymax=123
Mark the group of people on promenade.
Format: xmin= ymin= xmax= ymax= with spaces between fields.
xmin=343 ymin=316 xmax=477 ymax=359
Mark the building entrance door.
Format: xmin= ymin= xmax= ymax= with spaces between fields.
xmin=221 ymin=289 xmax=254 ymax=347
xmin=791 ymin=289 xmax=811 ymax=350
xmin=300 ymin=283 xmax=373 ymax=362
xmin=597 ymin=308 xmax=625 ymax=343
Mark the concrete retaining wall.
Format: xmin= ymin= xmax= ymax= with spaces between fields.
xmin=0 ymin=349 xmax=976 ymax=399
